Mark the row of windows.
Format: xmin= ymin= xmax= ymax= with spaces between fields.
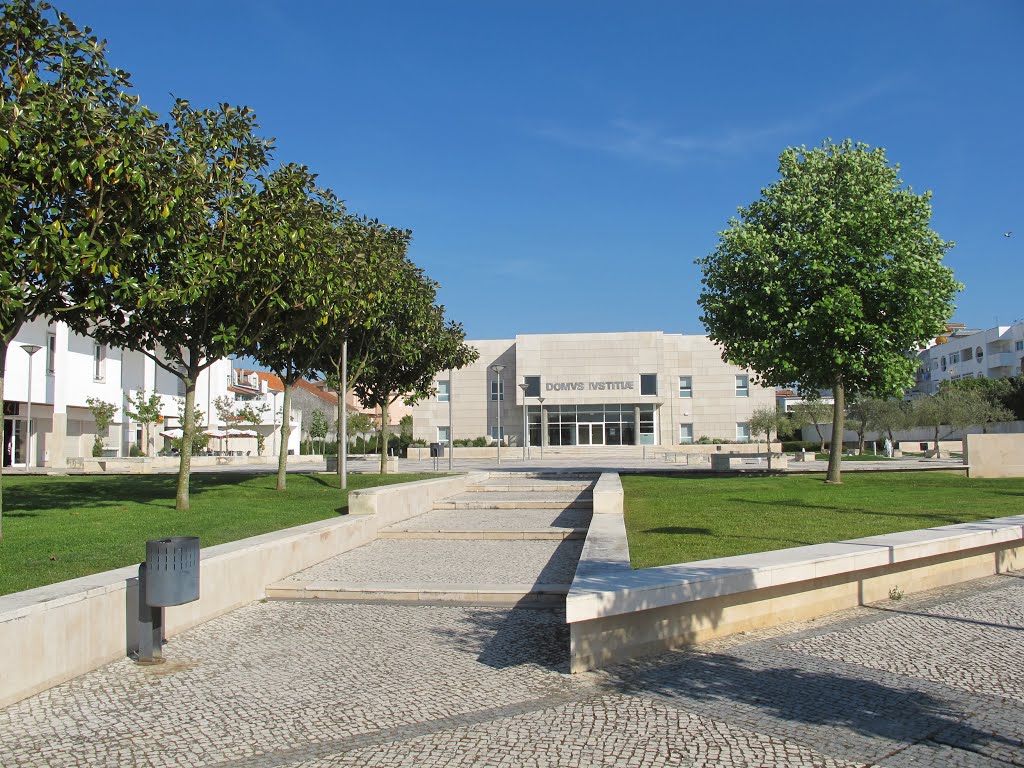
xmin=679 ymin=422 xmax=751 ymax=443
xmin=35 ymin=335 xmax=105 ymax=381
xmin=439 ymin=374 xmax=752 ymax=400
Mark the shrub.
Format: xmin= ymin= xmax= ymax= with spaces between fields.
xmin=472 ymin=436 xmax=488 ymax=447
xmin=129 ymin=444 xmax=145 ymax=457
xmin=781 ymin=440 xmax=820 ymax=452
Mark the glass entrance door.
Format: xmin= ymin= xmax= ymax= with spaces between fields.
xmin=576 ymin=423 xmax=605 ymax=446
xmin=3 ymin=418 xmax=23 ymax=466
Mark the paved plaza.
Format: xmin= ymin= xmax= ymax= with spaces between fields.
xmin=1 ymin=573 xmax=1022 ymax=766
xmin=2 ymin=470 xmax=1020 ymax=766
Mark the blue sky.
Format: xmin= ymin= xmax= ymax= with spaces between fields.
xmin=64 ymin=1 xmax=1023 ymax=339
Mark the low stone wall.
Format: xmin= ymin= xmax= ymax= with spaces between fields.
xmin=0 ymin=472 xmax=478 ymax=708
xmin=592 ymin=473 xmax=624 ymax=516
xmin=966 ymin=433 xmax=1024 ymax=478
xmin=709 ymin=453 xmax=788 ymax=471
xmin=567 ymin=473 xmax=1024 ymax=672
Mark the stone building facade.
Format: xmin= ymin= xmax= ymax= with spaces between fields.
xmin=411 ymin=331 xmax=775 ymax=449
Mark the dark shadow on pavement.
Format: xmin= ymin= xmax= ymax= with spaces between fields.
xmin=602 ymin=650 xmax=1023 ymax=758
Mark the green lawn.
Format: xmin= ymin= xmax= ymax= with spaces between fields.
xmin=623 ymin=472 xmax=1024 ymax=569
xmin=0 ymin=472 xmax=436 ymax=596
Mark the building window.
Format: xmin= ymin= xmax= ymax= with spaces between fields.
xmin=679 ymin=423 xmax=693 ymax=444
xmin=1016 ymin=341 xmax=1023 ymax=352
xmin=437 ymin=380 xmax=450 ymax=402
xmin=940 ymin=356 xmax=946 ymax=371
xmin=437 ymin=426 xmax=450 ymax=445
xmin=489 ymin=426 xmax=504 ymax=441
xmin=736 ymin=422 xmax=751 ymax=442
xmin=490 ymin=380 xmax=504 ymax=401
xmin=640 ymin=374 xmax=657 ymax=396
xmin=735 ymin=374 xmax=749 ymax=397
xmin=523 ymin=375 xmax=541 ymax=398
xmin=678 ymin=376 xmax=692 ymax=398
xmin=962 ymin=347 xmax=973 ymax=361
xmin=950 ymin=352 xmax=960 ymax=365
xmin=93 ymin=344 xmax=105 ymax=381
xmin=46 ymin=332 xmax=56 ymax=374
xmin=977 ymin=347 xmax=984 ymax=363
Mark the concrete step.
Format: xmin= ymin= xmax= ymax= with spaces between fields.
xmin=378 ymin=528 xmax=587 ymax=541
xmin=381 ymin=507 xmax=591 ymax=541
xmin=434 ymin=491 xmax=593 ymax=511
xmin=466 ymin=481 xmax=594 ymax=493
xmin=435 ymin=499 xmax=592 ymax=510
xmin=265 ymin=581 xmax=569 ymax=607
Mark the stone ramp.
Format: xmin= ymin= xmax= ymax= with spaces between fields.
xmin=267 ymin=472 xmax=596 ymax=607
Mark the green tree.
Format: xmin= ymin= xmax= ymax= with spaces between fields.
xmin=246 ymin=164 xmax=346 ymax=489
xmin=125 ymin=390 xmax=162 ymax=456
xmin=174 ymin=398 xmax=208 ymax=456
xmin=0 ymin=0 xmax=162 ymax=535
xmin=235 ymin=401 xmax=269 ymax=456
xmin=789 ymin=398 xmax=833 ymax=452
xmin=869 ymin=397 xmax=911 ymax=445
xmin=698 ymin=139 xmax=961 ymax=483
xmin=346 ymin=411 xmax=374 ymax=437
xmin=85 ymin=396 xmax=117 ymax=457
xmin=309 ymin=409 xmax=328 ymax=454
xmin=317 ymin=216 xmax=410 ymax=489
xmin=212 ymin=394 xmax=237 ymax=453
xmin=748 ymin=405 xmax=786 ymax=468
xmin=910 ymin=385 xmax=1012 ymax=457
xmin=350 ymin=260 xmax=478 ymax=474
xmin=92 ymin=100 xmax=276 ymax=510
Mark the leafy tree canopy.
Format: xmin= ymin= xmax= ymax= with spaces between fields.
xmin=698 ymin=139 xmax=961 ymax=481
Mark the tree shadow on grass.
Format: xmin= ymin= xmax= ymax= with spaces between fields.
xmin=643 ymin=526 xmax=714 ymax=536
xmin=2 ymin=472 xmax=275 ymax=513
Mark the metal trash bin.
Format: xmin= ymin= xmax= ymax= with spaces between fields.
xmin=145 ymin=537 xmax=200 ymax=607
xmin=429 ymin=442 xmax=444 ymax=458
xmin=136 ymin=536 xmax=200 ymax=665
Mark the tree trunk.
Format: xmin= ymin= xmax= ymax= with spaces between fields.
xmin=379 ymin=400 xmax=389 ymax=475
xmin=277 ymin=384 xmax=292 ymax=491
xmin=826 ymin=379 xmax=845 ymax=484
xmin=176 ymin=379 xmax=196 ymax=511
xmin=933 ymin=426 xmax=941 ymax=458
xmin=767 ymin=431 xmax=772 ymax=470
xmin=815 ymin=421 xmax=825 ymax=452
xmin=0 ymin=339 xmax=7 ymax=540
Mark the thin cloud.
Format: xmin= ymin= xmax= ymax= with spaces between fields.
xmin=530 ymin=74 xmax=914 ymax=166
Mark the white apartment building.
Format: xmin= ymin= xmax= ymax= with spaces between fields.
xmin=411 ymin=331 xmax=775 ymax=449
xmin=910 ymin=321 xmax=1024 ymax=397
xmin=4 ymin=319 xmax=299 ymax=467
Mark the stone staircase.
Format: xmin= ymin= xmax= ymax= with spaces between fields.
xmin=266 ymin=472 xmax=595 ymax=607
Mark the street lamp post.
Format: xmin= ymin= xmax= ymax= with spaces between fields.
xmin=537 ymin=396 xmax=545 ymax=460
xmin=447 ymin=367 xmax=453 ymax=472
xmin=21 ymin=344 xmax=42 ymax=468
xmin=491 ymin=364 xmax=504 ymax=465
xmin=518 ymin=383 xmax=529 ymax=461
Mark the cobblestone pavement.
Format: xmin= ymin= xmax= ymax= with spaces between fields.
xmin=2 ymin=572 xmax=1022 ymax=766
